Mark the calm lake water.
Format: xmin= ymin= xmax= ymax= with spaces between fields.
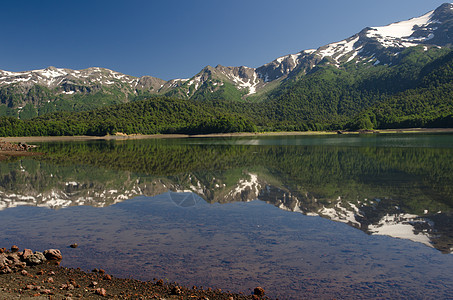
xmin=1 ymin=134 xmax=453 ymax=299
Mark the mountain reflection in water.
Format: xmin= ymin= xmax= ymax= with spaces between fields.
xmin=0 ymin=134 xmax=453 ymax=298
xmin=0 ymin=134 xmax=452 ymax=254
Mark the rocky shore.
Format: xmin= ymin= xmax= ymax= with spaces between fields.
xmin=0 ymin=246 xmax=269 ymax=299
xmin=0 ymin=140 xmax=41 ymax=161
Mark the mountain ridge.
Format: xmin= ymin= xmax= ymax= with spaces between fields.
xmin=0 ymin=3 xmax=452 ymax=125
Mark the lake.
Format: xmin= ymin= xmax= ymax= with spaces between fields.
xmin=0 ymin=133 xmax=453 ymax=299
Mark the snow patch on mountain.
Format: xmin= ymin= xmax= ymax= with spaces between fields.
xmin=257 ymin=51 xmax=306 ymax=83
xmin=370 ymin=11 xmax=434 ymax=39
xmin=222 ymin=67 xmax=261 ymax=95
xmin=39 ymin=67 xmax=68 ymax=78
xmin=317 ymin=36 xmax=362 ymax=65
xmin=166 ymin=78 xmax=189 ymax=89
xmin=233 ymin=72 xmax=259 ymax=95
xmin=366 ymin=10 xmax=439 ymax=48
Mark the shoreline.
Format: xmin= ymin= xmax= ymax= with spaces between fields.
xmin=0 ymin=246 xmax=267 ymax=299
xmin=1 ymin=128 xmax=452 ymax=143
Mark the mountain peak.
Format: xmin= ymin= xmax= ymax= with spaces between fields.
xmin=432 ymin=2 xmax=453 ymax=22
xmin=44 ymin=66 xmax=58 ymax=71
xmin=436 ymin=2 xmax=453 ymax=10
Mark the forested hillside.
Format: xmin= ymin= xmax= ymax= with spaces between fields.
xmin=0 ymin=97 xmax=257 ymax=136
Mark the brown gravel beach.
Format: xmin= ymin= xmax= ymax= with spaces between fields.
xmin=0 ymin=246 xmax=268 ymax=300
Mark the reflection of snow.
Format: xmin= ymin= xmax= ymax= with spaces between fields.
xmin=229 ymin=173 xmax=260 ymax=199
xmin=190 ymin=181 xmax=204 ymax=195
xmin=38 ymin=198 xmax=72 ymax=208
xmin=368 ymin=214 xmax=432 ymax=247
xmin=317 ymin=200 xmax=433 ymax=247
xmin=319 ymin=200 xmax=361 ymax=226
xmin=0 ymin=183 xmax=145 ymax=210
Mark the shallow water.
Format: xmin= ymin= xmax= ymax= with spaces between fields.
xmin=0 ymin=133 xmax=452 ymax=298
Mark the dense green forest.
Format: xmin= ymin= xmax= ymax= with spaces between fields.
xmin=0 ymin=47 xmax=452 ymax=136
xmin=0 ymin=97 xmax=257 ymax=136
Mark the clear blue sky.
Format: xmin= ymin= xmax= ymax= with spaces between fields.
xmin=0 ymin=0 xmax=449 ymax=80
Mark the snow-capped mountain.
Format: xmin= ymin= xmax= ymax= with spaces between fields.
xmin=256 ymin=3 xmax=453 ymax=77
xmin=163 ymin=3 xmax=453 ymax=99
xmin=0 ymin=3 xmax=452 ymax=115
xmin=0 ymin=66 xmax=166 ymax=95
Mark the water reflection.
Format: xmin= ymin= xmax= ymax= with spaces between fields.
xmin=169 ymin=191 xmax=204 ymax=208
xmin=0 ymin=135 xmax=452 ymax=254
xmin=1 ymin=135 xmax=453 ymax=298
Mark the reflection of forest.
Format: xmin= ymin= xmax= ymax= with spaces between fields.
xmin=34 ymin=139 xmax=453 ymax=208
xmin=0 ymin=138 xmax=452 ymax=252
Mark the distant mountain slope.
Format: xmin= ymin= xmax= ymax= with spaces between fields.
xmin=0 ymin=3 xmax=452 ymax=124
xmin=347 ymin=49 xmax=453 ymax=129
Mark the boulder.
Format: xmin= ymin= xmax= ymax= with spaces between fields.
xmin=0 ymin=253 xmax=11 ymax=268
xmin=7 ymin=253 xmax=21 ymax=265
xmin=254 ymin=287 xmax=265 ymax=297
xmin=26 ymin=252 xmax=47 ymax=266
xmin=43 ymin=249 xmax=62 ymax=260
xmin=20 ymin=248 xmax=33 ymax=260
